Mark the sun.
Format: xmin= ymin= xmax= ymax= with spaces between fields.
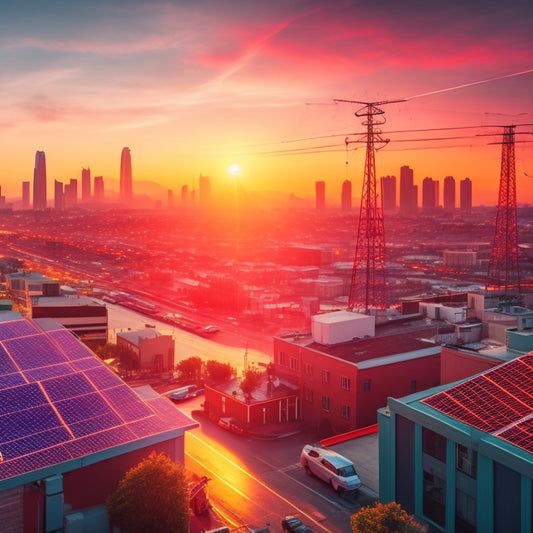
xmin=227 ymin=163 xmax=241 ymax=176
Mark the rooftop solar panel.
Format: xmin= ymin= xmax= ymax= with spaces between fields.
xmin=422 ymin=354 xmax=533 ymax=454
xmin=0 ymin=318 xmax=195 ymax=482
xmin=41 ymin=373 xmax=95 ymax=402
xmin=3 ymin=334 xmax=67 ymax=370
xmin=0 ymin=319 xmax=40 ymax=341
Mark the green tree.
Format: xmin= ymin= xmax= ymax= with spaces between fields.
xmin=351 ymin=502 xmax=427 ymax=533
xmin=106 ymin=451 xmax=190 ymax=533
xmin=205 ymin=359 xmax=233 ymax=383
xmin=239 ymin=367 xmax=263 ymax=403
xmin=176 ymin=356 xmax=202 ymax=382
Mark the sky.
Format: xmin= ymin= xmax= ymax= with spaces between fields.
xmin=0 ymin=0 xmax=532 ymax=207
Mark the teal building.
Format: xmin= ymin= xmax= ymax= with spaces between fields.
xmin=379 ymin=353 xmax=533 ymax=533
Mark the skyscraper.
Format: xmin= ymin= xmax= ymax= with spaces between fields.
xmin=381 ymin=175 xmax=396 ymax=213
xmin=81 ymin=167 xmax=91 ymax=202
xmin=120 ymin=147 xmax=132 ymax=200
xmin=54 ymin=180 xmax=64 ymax=210
xmin=33 ymin=150 xmax=47 ymax=210
xmin=443 ymin=176 xmax=456 ymax=213
xmin=341 ymin=179 xmax=352 ymax=210
xmin=22 ymin=181 xmax=30 ymax=209
xmin=94 ymin=176 xmax=104 ymax=202
xmin=315 ymin=180 xmax=325 ymax=209
xmin=460 ymin=177 xmax=472 ymax=213
xmin=199 ymin=175 xmax=210 ymax=205
xmin=181 ymin=184 xmax=189 ymax=205
xmin=399 ymin=165 xmax=417 ymax=215
xmin=422 ymin=177 xmax=438 ymax=213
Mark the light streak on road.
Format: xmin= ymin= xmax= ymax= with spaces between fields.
xmin=187 ymin=432 xmax=335 ymax=533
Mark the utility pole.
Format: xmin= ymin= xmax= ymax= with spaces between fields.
xmin=337 ymin=99 xmax=404 ymax=312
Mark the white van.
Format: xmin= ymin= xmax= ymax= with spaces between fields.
xmin=300 ymin=444 xmax=361 ymax=492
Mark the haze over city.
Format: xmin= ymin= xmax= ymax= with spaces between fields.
xmin=1 ymin=0 xmax=532 ymax=206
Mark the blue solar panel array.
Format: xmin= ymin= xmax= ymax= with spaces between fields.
xmin=0 ymin=318 xmax=194 ymax=481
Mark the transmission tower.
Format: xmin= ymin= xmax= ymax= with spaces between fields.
xmin=486 ymin=125 xmax=520 ymax=293
xmin=337 ymin=99 xmax=403 ymax=312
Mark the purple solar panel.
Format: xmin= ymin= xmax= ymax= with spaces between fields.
xmin=0 ymin=319 xmax=40 ymax=341
xmin=41 ymin=373 xmax=95 ymax=402
xmin=0 ymin=318 xmax=193 ymax=482
xmin=3 ymin=334 xmax=68 ymax=370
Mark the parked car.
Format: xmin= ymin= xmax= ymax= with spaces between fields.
xmin=300 ymin=444 xmax=361 ymax=493
xmin=281 ymin=516 xmax=313 ymax=533
xmin=217 ymin=416 xmax=245 ymax=435
xmin=164 ymin=385 xmax=198 ymax=402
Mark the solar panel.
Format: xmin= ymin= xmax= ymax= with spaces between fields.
xmin=101 ymin=386 xmax=154 ymax=422
xmin=0 ymin=383 xmax=47 ymax=416
xmin=422 ymin=354 xmax=533 ymax=453
xmin=0 ymin=319 xmax=40 ymax=341
xmin=3 ymin=334 xmax=68 ymax=370
xmin=0 ymin=344 xmax=18 ymax=376
xmin=0 ymin=318 xmax=194 ymax=482
xmin=41 ymin=373 xmax=95 ymax=402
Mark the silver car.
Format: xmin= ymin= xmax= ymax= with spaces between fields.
xmin=300 ymin=444 xmax=361 ymax=492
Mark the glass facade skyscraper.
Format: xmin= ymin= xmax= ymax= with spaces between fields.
xmin=33 ymin=150 xmax=47 ymax=210
xmin=120 ymin=147 xmax=132 ymax=200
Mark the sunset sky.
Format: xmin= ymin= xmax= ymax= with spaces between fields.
xmin=1 ymin=0 xmax=532 ymax=206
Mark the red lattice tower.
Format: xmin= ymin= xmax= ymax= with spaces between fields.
xmin=486 ymin=125 xmax=520 ymax=292
xmin=337 ymin=99 xmax=402 ymax=312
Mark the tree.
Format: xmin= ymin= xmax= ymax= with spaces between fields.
xmin=205 ymin=359 xmax=233 ymax=383
xmin=239 ymin=367 xmax=263 ymax=403
xmin=176 ymin=356 xmax=202 ymax=382
xmin=351 ymin=501 xmax=427 ymax=533
xmin=106 ymin=451 xmax=190 ymax=533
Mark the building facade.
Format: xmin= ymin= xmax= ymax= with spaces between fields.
xmin=341 ymin=179 xmax=352 ymax=210
xmin=381 ymin=175 xmax=397 ymax=213
xmin=460 ymin=178 xmax=472 ymax=213
xmin=443 ymin=176 xmax=456 ymax=213
xmin=379 ymin=353 xmax=533 ymax=533
xmin=316 ymin=180 xmax=325 ymax=209
xmin=400 ymin=165 xmax=417 ymax=215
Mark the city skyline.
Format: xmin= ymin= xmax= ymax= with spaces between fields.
xmin=0 ymin=1 xmax=532 ymax=206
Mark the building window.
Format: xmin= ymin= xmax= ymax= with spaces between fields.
xmin=456 ymin=444 xmax=477 ymax=478
xmin=321 ymin=396 xmax=330 ymax=411
xmin=304 ymin=363 xmax=313 ymax=376
xmin=322 ymin=370 xmax=330 ymax=384
xmin=363 ymin=379 xmax=371 ymax=392
xmin=279 ymin=351 xmax=287 ymax=366
xmin=341 ymin=405 xmax=350 ymax=420
xmin=340 ymin=376 xmax=351 ymax=391
xmin=411 ymin=380 xmax=417 ymax=393
xmin=305 ymin=389 xmax=314 ymax=403
xmin=423 ymin=427 xmax=447 ymax=462
xmin=290 ymin=357 xmax=298 ymax=371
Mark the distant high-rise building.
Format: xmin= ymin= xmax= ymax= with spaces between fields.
xmin=64 ymin=179 xmax=78 ymax=209
xmin=81 ymin=167 xmax=91 ymax=202
xmin=399 ymin=165 xmax=417 ymax=214
xmin=315 ymin=180 xmax=325 ymax=209
xmin=168 ymin=189 xmax=173 ymax=209
xmin=422 ymin=177 xmax=438 ymax=213
xmin=33 ymin=151 xmax=47 ymax=210
xmin=381 ymin=175 xmax=396 ymax=213
xmin=443 ymin=176 xmax=456 ymax=213
xmin=94 ymin=176 xmax=104 ymax=202
xmin=199 ymin=175 xmax=210 ymax=205
xmin=120 ymin=147 xmax=132 ymax=200
xmin=460 ymin=177 xmax=472 ymax=213
xmin=341 ymin=179 xmax=352 ymax=210
xmin=181 ymin=184 xmax=189 ymax=205
xmin=22 ymin=181 xmax=30 ymax=209
xmin=54 ymin=180 xmax=64 ymax=210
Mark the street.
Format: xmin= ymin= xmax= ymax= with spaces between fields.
xmin=179 ymin=398 xmax=378 ymax=533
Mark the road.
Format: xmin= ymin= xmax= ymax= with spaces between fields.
xmin=179 ymin=399 xmax=377 ymax=533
